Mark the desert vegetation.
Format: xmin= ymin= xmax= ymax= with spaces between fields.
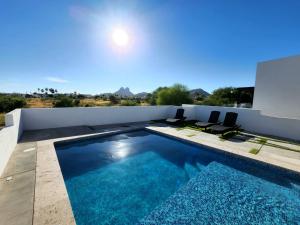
xmin=0 ymin=113 xmax=5 ymax=127
xmin=0 ymin=95 xmax=27 ymax=113
xmin=0 ymin=95 xmax=27 ymax=127
xmin=155 ymin=84 xmax=193 ymax=106
xmin=0 ymin=84 xmax=253 ymax=127
xmin=203 ymin=87 xmax=253 ymax=107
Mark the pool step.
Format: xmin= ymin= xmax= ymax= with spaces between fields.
xmin=184 ymin=163 xmax=200 ymax=179
xmin=184 ymin=160 xmax=208 ymax=180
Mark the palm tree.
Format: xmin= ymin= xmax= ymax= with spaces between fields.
xmin=49 ymin=88 xmax=55 ymax=94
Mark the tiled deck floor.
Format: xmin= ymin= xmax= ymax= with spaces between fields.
xmin=0 ymin=122 xmax=300 ymax=225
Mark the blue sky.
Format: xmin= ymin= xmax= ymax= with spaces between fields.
xmin=1 ymin=0 xmax=300 ymax=94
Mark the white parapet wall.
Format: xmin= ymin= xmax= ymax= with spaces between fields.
xmin=20 ymin=105 xmax=300 ymax=140
xmin=253 ymin=55 xmax=300 ymax=119
xmin=0 ymin=109 xmax=23 ymax=175
xmin=21 ymin=106 xmax=177 ymax=130
xmin=183 ymin=105 xmax=300 ymax=141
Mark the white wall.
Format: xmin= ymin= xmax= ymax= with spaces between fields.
xmin=183 ymin=105 xmax=300 ymax=141
xmin=0 ymin=109 xmax=23 ymax=175
xmin=21 ymin=104 xmax=300 ymax=141
xmin=253 ymin=55 xmax=300 ymax=119
xmin=22 ymin=106 xmax=176 ymax=130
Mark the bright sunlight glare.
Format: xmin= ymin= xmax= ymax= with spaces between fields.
xmin=112 ymin=28 xmax=129 ymax=47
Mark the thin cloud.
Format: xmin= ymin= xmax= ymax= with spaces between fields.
xmin=45 ymin=77 xmax=69 ymax=83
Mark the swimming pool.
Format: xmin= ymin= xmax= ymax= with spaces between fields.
xmin=55 ymin=130 xmax=300 ymax=225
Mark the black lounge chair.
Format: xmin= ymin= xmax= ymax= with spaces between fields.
xmin=166 ymin=108 xmax=186 ymax=124
xmin=195 ymin=111 xmax=220 ymax=130
xmin=209 ymin=112 xmax=239 ymax=134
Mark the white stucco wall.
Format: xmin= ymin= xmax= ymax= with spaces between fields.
xmin=21 ymin=105 xmax=300 ymax=141
xmin=22 ymin=106 xmax=177 ymax=130
xmin=0 ymin=109 xmax=23 ymax=175
xmin=1 ymin=104 xmax=300 ymax=175
xmin=253 ymin=55 xmax=300 ymax=119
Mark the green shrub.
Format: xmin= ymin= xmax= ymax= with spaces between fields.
xmin=146 ymin=87 xmax=168 ymax=105
xmin=202 ymin=87 xmax=237 ymax=106
xmin=249 ymin=148 xmax=260 ymax=154
xmin=135 ymin=98 xmax=141 ymax=104
xmin=109 ymin=95 xmax=120 ymax=104
xmin=120 ymin=100 xmax=138 ymax=106
xmin=0 ymin=113 xmax=5 ymax=126
xmin=156 ymin=84 xmax=193 ymax=106
xmin=257 ymin=138 xmax=268 ymax=145
xmin=0 ymin=95 xmax=27 ymax=112
xmin=74 ymin=99 xmax=80 ymax=106
xmin=53 ymin=97 xmax=75 ymax=107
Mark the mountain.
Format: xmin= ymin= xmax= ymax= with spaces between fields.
xmin=102 ymin=87 xmax=209 ymax=99
xmin=189 ymin=88 xmax=210 ymax=98
xmin=134 ymin=92 xmax=149 ymax=99
xmin=114 ymin=87 xmax=134 ymax=97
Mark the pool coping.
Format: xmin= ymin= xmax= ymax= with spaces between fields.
xmin=33 ymin=125 xmax=300 ymax=225
xmin=146 ymin=127 xmax=300 ymax=178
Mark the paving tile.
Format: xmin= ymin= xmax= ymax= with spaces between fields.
xmin=267 ymin=139 xmax=300 ymax=151
xmin=0 ymin=170 xmax=35 ymax=225
xmin=260 ymin=145 xmax=300 ymax=160
xmin=33 ymin=141 xmax=75 ymax=225
xmin=33 ymin=198 xmax=76 ymax=225
xmin=1 ymin=142 xmax=36 ymax=178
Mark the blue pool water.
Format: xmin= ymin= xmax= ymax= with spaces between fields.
xmin=55 ymin=130 xmax=300 ymax=225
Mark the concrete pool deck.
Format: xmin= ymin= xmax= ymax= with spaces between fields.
xmin=1 ymin=122 xmax=300 ymax=225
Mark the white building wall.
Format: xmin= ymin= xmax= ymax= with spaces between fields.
xmin=253 ymin=55 xmax=300 ymax=119
xmin=22 ymin=106 xmax=176 ymax=130
xmin=21 ymin=105 xmax=300 ymax=141
xmin=0 ymin=109 xmax=23 ymax=175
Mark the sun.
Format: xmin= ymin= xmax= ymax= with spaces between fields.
xmin=112 ymin=28 xmax=129 ymax=47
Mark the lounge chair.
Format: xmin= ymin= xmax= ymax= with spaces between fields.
xmin=166 ymin=108 xmax=186 ymax=124
xmin=195 ymin=111 xmax=220 ymax=130
xmin=209 ymin=112 xmax=239 ymax=134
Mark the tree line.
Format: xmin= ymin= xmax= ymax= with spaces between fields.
xmin=0 ymin=84 xmax=252 ymax=112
